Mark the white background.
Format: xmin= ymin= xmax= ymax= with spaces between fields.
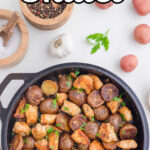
xmin=0 ymin=0 xmax=150 ymax=148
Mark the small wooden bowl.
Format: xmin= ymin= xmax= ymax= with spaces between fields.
xmin=19 ymin=0 xmax=74 ymax=30
xmin=0 ymin=9 xmax=28 ymax=68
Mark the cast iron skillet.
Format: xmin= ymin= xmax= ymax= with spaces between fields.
xmin=0 ymin=63 xmax=149 ymax=150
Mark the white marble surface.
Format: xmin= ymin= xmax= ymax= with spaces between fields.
xmin=0 ymin=0 xmax=150 ymax=148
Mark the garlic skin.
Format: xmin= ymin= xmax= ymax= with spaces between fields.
xmin=49 ymin=34 xmax=73 ymax=58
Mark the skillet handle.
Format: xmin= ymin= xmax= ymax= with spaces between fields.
xmin=0 ymin=73 xmax=33 ymax=120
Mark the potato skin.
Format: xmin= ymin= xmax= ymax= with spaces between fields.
xmin=84 ymin=121 xmax=99 ymax=140
xmin=87 ymin=90 xmax=104 ymax=108
xmin=26 ymin=85 xmax=43 ymax=106
xmin=39 ymin=98 xmax=59 ymax=114
xmin=23 ymin=136 xmax=35 ymax=149
xmin=71 ymin=129 xmax=90 ymax=145
xmin=59 ymin=134 xmax=74 ymax=150
xmin=95 ymin=1 xmax=113 ymax=9
xmin=11 ymin=135 xmax=24 ymax=150
xmin=56 ymin=113 xmax=70 ymax=131
xmin=73 ymin=75 xmax=93 ymax=94
xmin=132 ymin=0 xmax=150 ymax=16
xmin=94 ymin=105 xmax=109 ymax=121
xmin=82 ymin=104 xmax=94 ymax=121
xmin=108 ymin=113 xmax=123 ymax=132
xmin=41 ymin=80 xmax=58 ymax=96
xmin=103 ymin=142 xmax=117 ymax=150
xmin=69 ymin=89 xmax=86 ymax=106
xmin=69 ymin=114 xmax=87 ymax=131
xmin=119 ymin=123 xmax=138 ymax=140
xmin=89 ymin=140 xmax=104 ymax=150
xmin=58 ymin=74 xmax=73 ymax=93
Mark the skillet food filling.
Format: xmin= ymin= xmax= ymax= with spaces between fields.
xmin=10 ymin=71 xmax=138 ymax=150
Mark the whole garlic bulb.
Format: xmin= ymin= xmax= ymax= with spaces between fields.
xmin=49 ymin=33 xmax=73 ymax=58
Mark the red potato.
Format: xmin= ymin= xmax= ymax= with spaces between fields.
xmin=120 ymin=55 xmax=138 ymax=72
xmin=132 ymin=0 xmax=150 ymax=16
xmin=95 ymin=2 xmax=113 ymax=9
xmin=134 ymin=24 xmax=150 ymax=44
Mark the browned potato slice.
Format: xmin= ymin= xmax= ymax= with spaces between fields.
xmin=11 ymin=135 xmax=24 ymax=150
xmin=41 ymin=80 xmax=58 ymax=96
xmin=35 ymin=139 xmax=49 ymax=150
xmin=82 ymin=104 xmax=94 ymax=121
xmin=41 ymin=114 xmax=57 ymax=125
xmin=87 ymin=90 xmax=104 ymax=108
xmin=56 ymin=113 xmax=70 ymax=131
xmin=48 ymin=131 xmax=59 ymax=150
xmin=59 ymin=134 xmax=74 ymax=150
xmin=89 ymin=140 xmax=104 ymax=150
xmin=119 ymin=106 xmax=133 ymax=122
xmin=26 ymin=85 xmax=43 ymax=106
xmin=13 ymin=97 xmax=26 ymax=119
xmin=13 ymin=122 xmax=30 ymax=136
xmin=73 ymin=75 xmax=94 ymax=94
xmin=25 ymin=104 xmax=38 ymax=126
xmin=117 ymin=140 xmax=138 ymax=149
xmin=71 ymin=129 xmax=90 ymax=145
xmin=103 ymin=142 xmax=117 ymax=150
xmin=99 ymin=123 xmax=118 ymax=142
xmin=119 ymin=123 xmax=138 ymax=140
xmin=61 ymin=101 xmax=81 ymax=116
xmin=23 ymin=136 xmax=35 ymax=149
xmin=31 ymin=123 xmax=47 ymax=140
xmin=57 ymin=93 xmax=67 ymax=106
xmin=106 ymin=99 xmax=122 ymax=114
xmin=88 ymin=74 xmax=103 ymax=90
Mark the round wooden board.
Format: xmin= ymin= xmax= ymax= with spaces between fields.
xmin=0 ymin=9 xmax=29 ymax=68
xmin=19 ymin=0 xmax=74 ymax=30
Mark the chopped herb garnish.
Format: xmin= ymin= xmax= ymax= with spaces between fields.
xmin=121 ymin=114 xmax=126 ymax=122
xmin=64 ymin=107 xmax=69 ymax=111
xmin=54 ymin=131 xmax=59 ymax=136
xmin=52 ymin=96 xmax=59 ymax=108
xmin=87 ymin=29 xmax=110 ymax=54
xmin=119 ymin=93 xmax=123 ymax=98
xmin=75 ymin=70 xmax=80 ymax=76
xmin=80 ymin=123 xmax=87 ymax=130
xmin=105 ymin=120 xmax=108 ymax=123
xmin=23 ymin=139 xmax=28 ymax=143
xmin=51 ymin=146 xmax=55 ymax=149
xmin=122 ymin=130 xmax=125 ymax=135
xmin=118 ymin=124 xmax=123 ymax=127
xmin=136 ymin=131 xmax=138 ymax=135
xmin=20 ymin=104 xmax=30 ymax=113
xmin=91 ymin=116 xmax=95 ymax=121
xmin=71 ymin=86 xmax=77 ymax=90
xmin=68 ymin=74 xmax=73 ymax=81
xmin=66 ymin=81 xmax=71 ymax=87
xmin=78 ymin=89 xmax=84 ymax=92
xmin=12 ymin=132 xmax=15 ymax=136
xmin=55 ymin=123 xmax=61 ymax=127
xmin=96 ymin=133 xmax=100 ymax=137
xmin=121 ymin=101 xmax=126 ymax=107
xmin=83 ymin=116 xmax=86 ymax=119
xmin=113 ymin=97 xmax=121 ymax=102
xmin=46 ymin=134 xmax=49 ymax=141
xmin=47 ymin=127 xmax=54 ymax=134
xmin=38 ymin=117 xmax=41 ymax=122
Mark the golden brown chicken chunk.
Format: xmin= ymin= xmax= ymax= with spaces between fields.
xmin=41 ymin=114 xmax=57 ymax=125
xmin=117 ymin=140 xmax=138 ymax=149
xmin=35 ymin=139 xmax=49 ymax=150
xmin=82 ymin=104 xmax=94 ymax=121
xmin=89 ymin=140 xmax=104 ymax=150
xmin=57 ymin=93 xmax=67 ymax=106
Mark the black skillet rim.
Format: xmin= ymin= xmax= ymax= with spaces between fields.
xmin=1 ymin=62 xmax=149 ymax=150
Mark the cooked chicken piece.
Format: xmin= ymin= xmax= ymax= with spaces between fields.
xmin=73 ymin=75 xmax=94 ymax=94
xmin=31 ymin=123 xmax=47 ymax=140
xmin=89 ymin=140 xmax=104 ymax=150
xmin=82 ymin=104 xmax=94 ymax=121
xmin=106 ymin=99 xmax=122 ymax=114
xmin=57 ymin=93 xmax=67 ymax=106
xmin=119 ymin=106 xmax=133 ymax=122
xmin=41 ymin=114 xmax=57 ymax=125
xmin=61 ymin=101 xmax=81 ymax=116
xmin=48 ymin=131 xmax=59 ymax=150
xmin=88 ymin=74 xmax=103 ymax=90
xmin=99 ymin=123 xmax=118 ymax=142
xmin=13 ymin=122 xmax=30 ymax=136
xmin=35 ymin=139 xmax=49 ymax=150
xmin=48 ymin=125 xmax=62 ymax=133
xmin=13 ymin=97 xmax=26 ymax=119
xmin=71 ymin=129 xmax=90 ymax=145
xmin=25 ymin=104 xmax=38 ymax=126
xmin=117 ymin=140 xmax=138 ymax=149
